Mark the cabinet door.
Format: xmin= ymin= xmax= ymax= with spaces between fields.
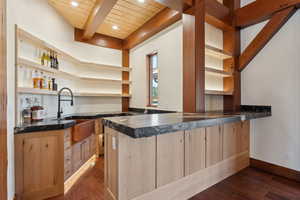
xmin=206 ymin=125 xmax=223 ymax=167
xmin=81 ymin=138 xmax=90 ymax=163
xmin=105 ymin=128 xmax=118 ymax=200
xmin=90 ymin=134 xmax=96 ymax=157
xmin=22 ymin=134 xmax=64 ymax=199
xmin=157 ymin=131 xmax=184 ymax=187
xmin=185 ymin=128 xmax=206 ymax=175
xmin=223 ymin=122 xmax=238 ymax=159
xmin=72 ymin=142 xmax=82 ymax=172
xmin=239 ymin=121 xmax=250 ymax=153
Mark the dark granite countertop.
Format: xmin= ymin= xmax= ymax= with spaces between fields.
xmin=14 ymin=111 xmax=141 ymax=134
xmin=14 ymin=118 xmax=77 ymax=134
xmin=102 ymin=111 xmax=271 ymax=138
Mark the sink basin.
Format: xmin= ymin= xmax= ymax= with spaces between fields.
xmin=72 ymin=119 xmax=95 ymax=143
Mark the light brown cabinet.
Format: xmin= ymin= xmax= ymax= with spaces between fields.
xmin=157 ymin=131 xmax=184 ymax=187
xmin=185 ymin=128 xmax=206 ymax=175
xmin=71 ymin=134 xmax=96 ymax=173
xmin=223 ymin=122 xmax=238 ymax=159
xmin=104 ymin=121 xmax=251 ymax=200
xmin=15 ymin=128 xmax=97 ymax=200
xmin=15 ymin=130 xmax=65 ymax=200
xmin=206 ymin=125 xmax=223 ymax=167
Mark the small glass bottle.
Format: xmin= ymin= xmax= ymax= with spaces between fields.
xmin=39 ymin=72 xmax=44 ymax=89
xmin=48 ymin=76 xmax=52 ymax=90
xmin=32 ymin=70 xmax=40 ymax=89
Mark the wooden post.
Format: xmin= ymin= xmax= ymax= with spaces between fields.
xmin=0 ymin=0 xmax=7 ymax=199
xmin=223 ymin=0 xmax=241 ymax=112
xmin=183 ymin=0 xmax=205 ymax=113
xmin=122 ymin=50 xmax=130 ymax=112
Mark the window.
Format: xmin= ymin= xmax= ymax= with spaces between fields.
xmin=147 ymin=53 xmax=158 ymax=106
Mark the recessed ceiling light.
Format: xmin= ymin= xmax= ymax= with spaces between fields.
xmin=112 ymin=25 xmax=119 ymax=30
xmin=71 ymin=1 xmax=79 ymax=7
xmin=138 ymin=0 xmax=145 ymax=3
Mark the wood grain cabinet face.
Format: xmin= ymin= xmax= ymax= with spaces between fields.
xmin=239 ymin=121 xmax=250 ymax=153
xmin=223 ymin=122 xmax=238 ymax=159
xmin=206 ymin=126 xmax=223 ymax=167
xmin=118 ymin=133 xmax=156 ymax=200
xmin=157 ymin=131 xmax=185 ymax=187
xmin=15 ymin=131 xmax=64 ymax=200
xmin=105 ymin=128 xmax=118 ymax=200
xmin=185 ymin=128 xmax=206 ymax=175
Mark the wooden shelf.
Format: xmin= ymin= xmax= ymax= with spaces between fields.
xmin=205 ymin=67 xmax=233 ymax=77
xmin=17 ymin=57 xmax=131 ymax=85
xmin=17 ymin=28 xmax=132 ymax=72
xmin=205 ymin=90 xmax=233 ymax=96
xmin=18 ymin=87 xmax=131 ymax=97
xmin=205 ymin=45 xmax=232 ymax=60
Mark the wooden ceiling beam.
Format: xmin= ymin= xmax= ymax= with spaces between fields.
xmin=154 ymin=0 xmax=192 ymax=12
xmin=235 ymin=0 xmax=300 ymax=28
xmin=75 ymin=28 xmax=123 ymax=50
xmin=83 ymin=0 xmax=118 ymax=40
xmin=185 ymin=0 xmax=233 ymax=31
xmin=123 ymin=8 xmax=181 ymax=50
xmin=239 ymin=7 xmax=296 ymax=71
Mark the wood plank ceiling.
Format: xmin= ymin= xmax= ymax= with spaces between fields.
xmin=48 ymin=0 xmax=165 ymax=39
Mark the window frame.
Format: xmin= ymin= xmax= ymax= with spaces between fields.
xmin=147 ymin=52 xmax=158 ymax=107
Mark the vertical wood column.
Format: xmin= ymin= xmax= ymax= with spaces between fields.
xmin=183 ymin=0 xmax=205 ymax=113
xmin=223 ymin=0 xmax=241 ymax=112
xmin=122 ymin=49 xmax=130 ymax=112
xmin=0 ymin=0 xmax=7 ymax=199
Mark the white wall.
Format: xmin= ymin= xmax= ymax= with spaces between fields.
xmin=130 ymin=22 xmax=224 ymax=111
xmin=130 ymin=22 xmax=183 ymax=111
xmin=241 ymin=0 xmax=300 ymax=171
xmin=6 ymin=0 xmax=122 ymax=199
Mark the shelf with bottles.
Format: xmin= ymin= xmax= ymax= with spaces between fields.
xmin=17 ymin=27 xmax=132 ymax=72
xmin=17 ymin=57 xmax=131 ymax=85
xmin=205 ymin=67 xmax=233 ymax=77
xmin=205 ymin=45 xmax=232 ymax=60
xmin=18 ymin=87 xmax=131 ymax=98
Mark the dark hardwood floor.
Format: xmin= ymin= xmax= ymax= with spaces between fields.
xmin=49 ymin=157 xmax=300 ymax=200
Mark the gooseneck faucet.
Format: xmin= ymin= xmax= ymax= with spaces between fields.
xmin=57 ymin=87 xmax=74 ymax=119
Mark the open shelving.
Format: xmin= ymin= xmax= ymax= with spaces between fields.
xmin=205 ymin=45 xmax=232 ymax=60
xmin=17 ymin=57 xmax=131 ymax=85
xmin=18 ymin=87 xmax=131 ymax=98
xmin=205 ymin=67 xmax=233 ymax=77
xmin=204 ymin=43 xmax=234 ymax=98
xmin=17 ymin=28 xmax=131 ymax=72
xmin=205 ymin=90 xmax=233 ymax=96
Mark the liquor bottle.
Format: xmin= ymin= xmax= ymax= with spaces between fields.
xmin=46 ymin=52 xmax=51 ymax=68
xmin=48 ymin=76 xmax=53 ymax=90
xmin=50 ymin=51 xmax=53 ymax=68
xmin=32 ymin=70 xmax=40 ymax=89
xmin=55 ymin=53 xmax=59 ymax=69
xmin=41 ymin=51 xmax=46 ymax=66
xmin=40 ymin=72 xmax=44 ymax=89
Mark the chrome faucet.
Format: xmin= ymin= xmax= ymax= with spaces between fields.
xmin=57 ymin=87 xmax=74 ymax=119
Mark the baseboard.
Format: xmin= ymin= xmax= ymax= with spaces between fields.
xmin=250 ymin=158 xmax=300 ymax=182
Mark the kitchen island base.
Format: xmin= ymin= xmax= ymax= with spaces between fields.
xmin=104 ymin=121 xmax=250 ymax=200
